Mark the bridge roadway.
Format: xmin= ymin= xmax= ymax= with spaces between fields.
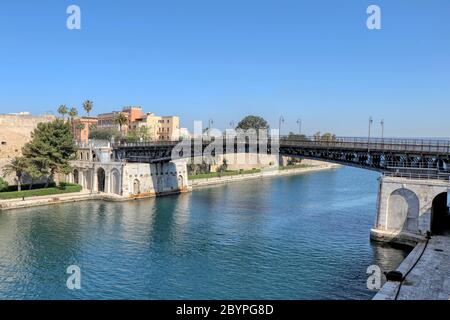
xmin=113 ymin=136 xmax=450 ymax=181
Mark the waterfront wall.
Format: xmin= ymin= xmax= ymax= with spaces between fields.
xmin=371 ymin=176 xmax=450 ymax=246
xmin=0 ymin=113 xmax=55 ymax=184
xmin=190 ymin=163 xmax=339 ymax=188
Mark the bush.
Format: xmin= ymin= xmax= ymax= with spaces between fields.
xmin=2 ymin=182 xmax=57 ymax=192
xmin=89 ymin=127 xmax=120 ymax=140
xmin=0 ymin=183 xmax=82 ymax=200
xmin=0 ymin=178 xmax=8 ymax=192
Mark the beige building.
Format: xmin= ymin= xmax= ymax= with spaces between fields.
xmin=0 ymin=113 xmax=55 ymax=184
xmin=132 ymin=113 xmax=180 ymax=141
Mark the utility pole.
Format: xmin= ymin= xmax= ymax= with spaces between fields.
xmin=279 ymin=115 xmax=285 ymax=137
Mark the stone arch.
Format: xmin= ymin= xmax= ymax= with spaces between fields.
xmin=73 ymin=169 xmax=79 ymax=185
xmin=387 ymin=188 xmax=419 ymax=232
xmin=111 ymin=169 xmax=121 ymax=195
xmin=133 ymin=179 xmax=140 ymax=195
xmin=431 ymin=192 xmax=450 ymax=235
xmin=97 ymin=167 xmax=106 ymax=192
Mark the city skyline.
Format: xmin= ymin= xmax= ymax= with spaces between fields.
xmin=1 ymin=0 xmax=450 ymax=137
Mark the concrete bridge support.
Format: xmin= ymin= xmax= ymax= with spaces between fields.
xmin=371 ymin=176 xmax=450 ymax=246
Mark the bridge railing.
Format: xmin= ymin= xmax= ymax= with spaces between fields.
xmin=383 ymin=171 xmax=450 ymax=181
xmin=279 ymin=136 xmax=450 ymax=153
xmin=112 ymin=136 xmax=450 ymax=154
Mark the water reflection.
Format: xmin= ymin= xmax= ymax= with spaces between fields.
xmin=0 ymin=167 xmax=411 ymax=299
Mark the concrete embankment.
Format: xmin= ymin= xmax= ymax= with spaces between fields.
xmin=0 ymin=165 xmax=339 ymax=211
xmin=374 ymin=235 xmax=450 ymax=300
xmin=189 ymin=164 xmax=339 ymax=189
xmin=0 ymin=191 xmax=127 ymax=211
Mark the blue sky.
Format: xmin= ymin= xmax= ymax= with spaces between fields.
xmin=1 ymin=0 xmax=449 ymax=137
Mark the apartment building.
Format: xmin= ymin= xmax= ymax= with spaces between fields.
xmin=133 ymin=113 xmax=180 ymax=141
xmin=97 ymin=106 xmax=145 ymax=135
xmin=72 ymin=117 xmax=98 ymax=143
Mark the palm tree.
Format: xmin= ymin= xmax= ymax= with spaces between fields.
xmin=68 ymin=107 xmax=78 ymax=127
xmin=69 ymin=107 xmax=78 ymax=120
xmin=76 ymin=123 xmax=85 ymax=131
xmin=2 ymin=157 xmax=27 ymax=191
xmin=83 ymin=100 xmax=93 ymax=117
xmin=113 ymin=113 xmax=128 ymax=136
xmin=57 ymin=105 xmax=68 ymax=120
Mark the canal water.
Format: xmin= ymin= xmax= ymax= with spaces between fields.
xmin=0 ymin=167 xmax=410 ymax=299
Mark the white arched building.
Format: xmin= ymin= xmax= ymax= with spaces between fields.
xmin=371 ymin=175 xmax=450 ymax=245
xmin=67 ymin=141 xmax=189 ymax=198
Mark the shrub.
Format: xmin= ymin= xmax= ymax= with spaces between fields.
xmin=0 ymin=183 xmax=82 ymax=200
xmin=0 ymin=178 xmax=8 ymax=192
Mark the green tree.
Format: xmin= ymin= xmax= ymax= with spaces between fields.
xmin=113 ymin=113 xmax=128 ymax=136
xmin=287 ymin=132 xmax=309 ymax=141
xmin=2 ymin=156 xmax=27 ymax=191
xmin=0 ymin=177 xmax=8 ymax=192
xmin=22 ymin=119 xmax=77 ymax=187
xmin=89 ymin=127 xmax=120 ymax=140
xmin=76 ymin=123 xmax=85 ymax=131
xmin=25 ymin=161 xmax=42 ymax=190
xmin=236 ymin=115 xmax=269 ymax=135
xmin=321 ymin=133 xmax=337 ymax=141
xmin=125 ymin=126 xmax=152 ymax=142
xmin=57 ymin=104 xmax=68 ymax=120
xmin=83 ymin=100 xmax=93 ymax=117
xmin=69 ymin=107 xmax=78 ymax=123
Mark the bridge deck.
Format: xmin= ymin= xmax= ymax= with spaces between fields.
xmin=110 ymin=136 xmax=450 ymax=180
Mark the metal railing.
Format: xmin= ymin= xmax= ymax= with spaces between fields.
xmin=113 ymin=136 xmax=450 ymax=153
xmin=383 ymin=171 xmax=450 ymax=181
xmin=279 ymin=136 xmax=450 ymax=153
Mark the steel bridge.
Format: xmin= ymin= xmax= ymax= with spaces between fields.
xmin=113 ymin=136 xmax=450 ymax=181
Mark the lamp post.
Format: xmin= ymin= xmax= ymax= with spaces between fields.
xmin=368 ymin=116 xmax=373 ymax=152
xmin=229 ymin=121 xmax=235 ymax=129
xmin=296 ymin=118 xmax=302 ymax=135
xmin=279 ymin=115 xmax=285 ymax=137
xmin=380 ymin=119 xmax=385 ymax=142
xmin=208 ymin=118 xmax=214 ymax=130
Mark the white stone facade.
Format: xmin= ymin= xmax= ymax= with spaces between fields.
xmin=68 ymin=142 xmax=189 ymax=198
xmin=371 ymin=176 xmax=450 ymax=245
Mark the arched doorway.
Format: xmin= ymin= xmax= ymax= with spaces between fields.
xmin=133 ymin=179 xmax=140 ymax=195
xmin=97 ymin=168 xmax=106 ymax=192
xmin=387 ymin=188 xmax=419 ymax=232
xmin=73 ymin=169 xmax=79 ymax=184
xmin=111 ymin=169 xmax=121 ymax=195
xmin=431 ymin=192 xmax=450 ymax=235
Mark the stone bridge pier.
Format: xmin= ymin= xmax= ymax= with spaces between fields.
xmin=69 ymin=141 xmax=190 ymax=198
xmin=371 ymin=176 xmax=450 ymax=246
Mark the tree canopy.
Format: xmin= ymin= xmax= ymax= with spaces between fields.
xmin=83 ymin=100 xmax=93 ymax=116
xmin=2 ymin=156 xmax=27 ymax=191
xmin=89 ymin=127 xmax=120 ymax=140
xmin=236 ymin=115 xmax=269 ymax=132
xmin=22 ymin=119 xmax=77 ymax=186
